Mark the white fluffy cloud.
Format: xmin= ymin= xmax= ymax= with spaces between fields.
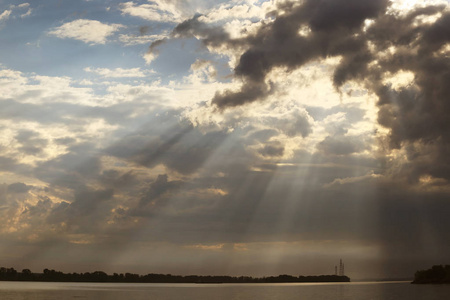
xmin=48 ymin=19 xmax=125 ymax=45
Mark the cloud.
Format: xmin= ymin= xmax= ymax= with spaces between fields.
xmin=172 ymin=14 xmax=236 ymax=48
xmin=324 ymin=172 xmax=382 ymax=189
xmin=144 ymin=38 xmax=169 ymax=64
xmin=160 ymin=0 xmax=450 ymax=184
xmin=0 ymin=3 xmax=32 ymax=24
xmin=118 ymin=33 xmax=169 ymax=46
xmin=119 ymin=1 xmax=182 ymax=23
xmin=148 ymin=0 xmax=389 ymax=108
xmin=119 ymin=0 xmax=222 ymax=23
xmin=364 ymin=9 xmax=450 ymax=182
xmin=317 ymin=135 xmax=368 ymax=156
xmin=15 ymin=129 xmax=48 ymax=156
xmin=145 ymin=13 xmax=241 ymax=65
xmin=247 ymin=129 xmax=279 ymax=144
xmin=258 ymin=142 xmax=284 ymax=157
xmin=106 ymin=114 xmax=230 ymax=175
xmin=137 ymin=174 xmax=182 ymax=208
xmin=208 ymin=0 xmax=389 ymax=108
xmin=48 ymin=19 xmax=125 ymax=45
xmin=20 ymin=9 xmax=32 ymax=18
xmin=265 ymin=108 xmax=313 ymax=138
xmin=7 ymin=182 xmax=32 ymax=194
xmin=18 ymin=3 xmax=32 ymax=18
xmin=0 ymin=10 xmax=11 ymax=22
xmin=84 ymin=67 xmax=153 ymax=78
xmin=47 ymin=187 xmax=114 ymax=231
xmin=198 ymin=1 xmax=272 ymax=23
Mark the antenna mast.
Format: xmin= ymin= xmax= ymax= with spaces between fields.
xmin=339 ymin=259 xmax=345 ymax=276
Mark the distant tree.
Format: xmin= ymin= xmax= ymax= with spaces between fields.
xmin=413 ymin=265 xmax=450 ymax=284
xmin=19 ymin=269 xmax=33 ymax=281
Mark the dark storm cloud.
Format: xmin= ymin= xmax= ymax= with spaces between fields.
xmin=156 ymin=0 xmax=449 ymax=186
xmin=365 ymin=9 xmax=450 ymax=181
xmin=162 ymin=0 xmax=449 ymax=183
xmin=7 ymin=182 xmax=32 ymax=193
xmin=212 ymin=81 xmax=273 ymax=108
xmin=208 ymin=0 xmax=388 ymax=108
xmin=149 ymin=0 xmax=387 ymax=109
xmin=149 ymin=0 xmax=387 ymax=108
xmin=303 ymin=0 xmax=388 ymax=31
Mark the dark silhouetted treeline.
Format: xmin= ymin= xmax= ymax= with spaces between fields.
xmin=412 ymin=265 xmax=450 ymax=284
xmin=0 ymin=267 xmax=350 ymax=283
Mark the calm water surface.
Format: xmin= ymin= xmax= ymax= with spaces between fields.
xmin=0 ymin=281 xmax=449 ymax=300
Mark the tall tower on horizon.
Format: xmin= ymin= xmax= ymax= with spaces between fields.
xmin=339 ymin=259 xmax=345 ymax=276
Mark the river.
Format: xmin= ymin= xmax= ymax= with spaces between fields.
xmin=0 ymin=281 xmax=448 ymax=299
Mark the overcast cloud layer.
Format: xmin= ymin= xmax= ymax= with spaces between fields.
xmin=0 ymin=0 xmax=449 ymax=279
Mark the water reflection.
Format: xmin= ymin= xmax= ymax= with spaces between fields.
xmin=0 ymin=281 xmax=449 ymax=300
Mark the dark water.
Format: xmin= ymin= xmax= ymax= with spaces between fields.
xmin=0 ymin=281 xmax=449 ymax=300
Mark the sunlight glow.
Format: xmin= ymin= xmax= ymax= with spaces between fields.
xmin=382 ymin=71 xmax=415 ymax=91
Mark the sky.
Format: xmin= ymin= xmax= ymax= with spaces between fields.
xmin=0 ymin=0 xmax=449 ymax=280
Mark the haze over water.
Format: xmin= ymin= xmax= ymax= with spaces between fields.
xmin=1 ymin=282 xmax=449 ymax=300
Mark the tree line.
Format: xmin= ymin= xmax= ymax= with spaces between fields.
xmin=412 ymin=265 xmax=450 ymax=284
xmin=0 ymin=267 xmax=350 ymax=283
